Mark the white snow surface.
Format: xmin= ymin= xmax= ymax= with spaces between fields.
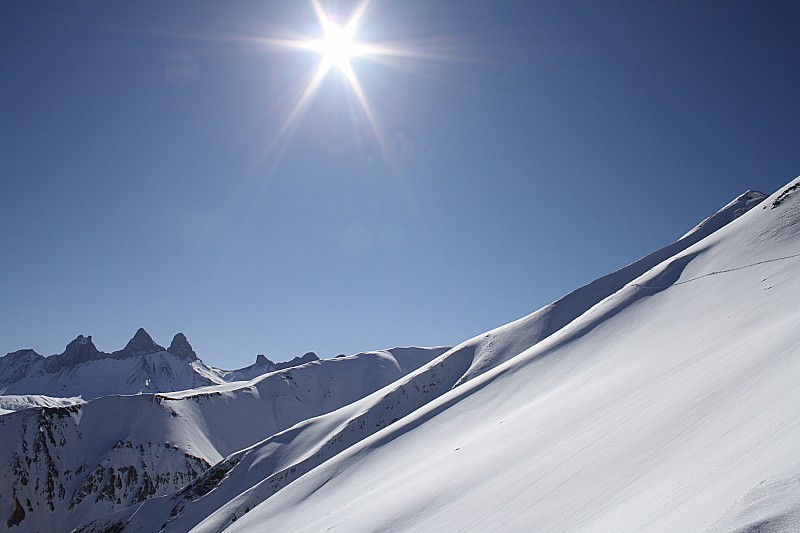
xmin=0 ymin=350 xmax=227 ymax=401
xmin=0 ymin=347 xmax=447 ymax=533
xmin=0 ymin=394 xmax=84 ymax=416
xmin=215 ymin=179 xmax=800 ymax=533
xmin=74 ymin=178 xmax=800 ymax=533
xmin=6 ymin=178 xmax=799 ymax=533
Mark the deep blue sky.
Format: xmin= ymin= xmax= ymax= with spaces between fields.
xmin=2 ymin=1 xmax=798 ymax=367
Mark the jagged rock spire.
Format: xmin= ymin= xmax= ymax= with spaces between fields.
xmin=168 ymin=333 xmax=198 ymax=361
xmin=45 ymin=335 xmax=102 ymax=372
xmin=114 ymin=328 xmax=165 ymax=358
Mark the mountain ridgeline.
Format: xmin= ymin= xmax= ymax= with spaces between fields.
xmin=0 ymin=346 xmax=450 ymax=532
xmin=2 ymin=177 xmax=800 ymax=532
xmin=0 ymin=329 xmax=321 ymax=403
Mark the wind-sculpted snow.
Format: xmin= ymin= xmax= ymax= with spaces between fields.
xmin=190 ymin=177 xmax=799 ymax=532
xmin=12 ymin=179 xmax=800 ymax=532
xmin=0 ymin=394 xmax=84 ymax=416
xmin=453 ymin=189 xmax=766 ymax=386
xmin=75 ymin=345 xmax=476 ymax=533
xmin=0 ymin=347 xmax=446 ymax=533
xmin=73 ymin=186 xmax=781 ymax=533
xmin=77 ymin=177 xmax=800 ymax=533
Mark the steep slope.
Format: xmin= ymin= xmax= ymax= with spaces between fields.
xmin=0 ymin=347 xmax=447 ymax=532
xmin=77 ymin=185 xmax=785 ymax=533
xmin=181 ymin=177 xmax=799 ymax=532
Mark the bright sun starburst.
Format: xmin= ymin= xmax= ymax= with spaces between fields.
xmin=251 ymin=0 xmax=450 ymax=173
xmin=261 ymin=0 xmax=393 ymax=160
xmin=307 ymin=7 xmax=364 ymax=73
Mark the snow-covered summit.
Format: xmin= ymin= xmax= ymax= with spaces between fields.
xmin=680 ymin=189 xmax=766 ymax=239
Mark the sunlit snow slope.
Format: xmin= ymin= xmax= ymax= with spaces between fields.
xmin=78 ymin=177 xmax=800 ymax=533
xmin=0 ymin=347 xmax=447 ymax=532
xmin=211 ymin=178 xmax=800 ymax=532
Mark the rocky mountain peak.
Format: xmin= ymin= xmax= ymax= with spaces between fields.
xmin=114 ymin=328 xmax=165 ymax=358
xmin=271 ymin=351 xmax=319 ymax=372
xmin=168 ymin=333 xmax=198 ymax=361
xmin=44 ymin=335 xmax=102 ymax=372
xmin=0 ymin=349 xmax=45 ymax=386
xmin=255 ymin=354 xmax=273 ymax=366
xmin=3 ymin=348 xmax=42 ymax=361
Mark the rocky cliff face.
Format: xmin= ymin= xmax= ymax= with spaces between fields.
xmin=0 ymin=330 xmax=327 ymax=402
xmin=112 ymin=328 xmax=166 ymax=359
xmin=0 ymin=398 xmax=210 ymax=532
xmin=43 ymin=336 xmax=102 ymax=373
xmin=167 ymin=333 xmax=198 ymax=361
xmin=0 ymin=330 xmax=224 ymax=401
xmin=0 ymin=347 xmax=449 ymax=532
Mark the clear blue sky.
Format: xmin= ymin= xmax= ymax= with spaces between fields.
xmin=2 ymin=1 xmax=798 ymax=367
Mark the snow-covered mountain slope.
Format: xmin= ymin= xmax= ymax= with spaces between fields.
xmin=209 ymin=178 xmax=800 ymax=532
xmin=0 ymin=395 xmax=84 ymax=416
xmin=0 ymin=330 xmax=324 ymax=404
xmin=218 ymin=352 xmax=320 ymax=382
xmin=0 ymin=346 xmax=447 ymax=533
xmin=80 ymin=178 xmax=800 ymax=533
xmin=0 ymin=330 xmax=224 ymax=400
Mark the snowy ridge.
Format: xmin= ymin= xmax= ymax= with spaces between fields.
xmin=0 ymin=347 xmax=447 ymax=532
xmin=0 ymin=330 xmax=224 ymax=401
xmin=0 ymin=395 xmax=84 ymax=416
xmin=218 ymin=352 xmax=320 ymax=382
xmin=7 ymin=178 xmax=799 ymax=533
xmin=1 ymin=330 xmax=325 ymax=405
xmin=196 ymin=177 xmax=798 ymax=532
xmin=76 ymin=179 xmax=800 ymax=533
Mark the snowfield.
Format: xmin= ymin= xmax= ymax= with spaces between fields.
xmin=212 ymin=179 xmax=800 ymax=532
xmin=205 ymin=180 xmax=800 ymax=532
xmin=3 ymin=178 xmax=800 ymax=533
xmin=0 ymin=347 xmax=448 ymax=532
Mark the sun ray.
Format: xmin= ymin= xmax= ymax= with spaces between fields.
xmin=241 ymin=0 xmax=460 ymax=184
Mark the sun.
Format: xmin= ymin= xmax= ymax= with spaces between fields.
xmin=262 ymin=0 xmax=383 ymax=154
xmin=308 ymin=16 xmax=363 ymax=73
xmin=255 ymin=0 xmax=439 ymax=170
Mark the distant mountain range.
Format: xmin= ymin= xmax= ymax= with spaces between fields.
xmin=0 ymin=329 xmax=320 ymax=410
xmin=2 ymin=177 xmax=800 ymax=532
xmin=0 ymin=346 xmax=449 ymax=532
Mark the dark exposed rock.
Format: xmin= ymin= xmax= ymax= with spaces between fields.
xmin=275 ymin=352 xmax=318 ymax=371
xmin=44 ymin=336 xmax=103 ymax=373
xmin=7 ymin=495 xmax=25 ymax=528
xmin=2 ymin=349 xmax=42 ymax=360
xmin=771 ymin=181 xmax=799 ymax=208
xmin=255 ymin=354 xmax=272 ymax=366
xmin=112 ymin=329 xmax=165 ymax=359
xmin=167 ymin=333 xmax=198 ymax=361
